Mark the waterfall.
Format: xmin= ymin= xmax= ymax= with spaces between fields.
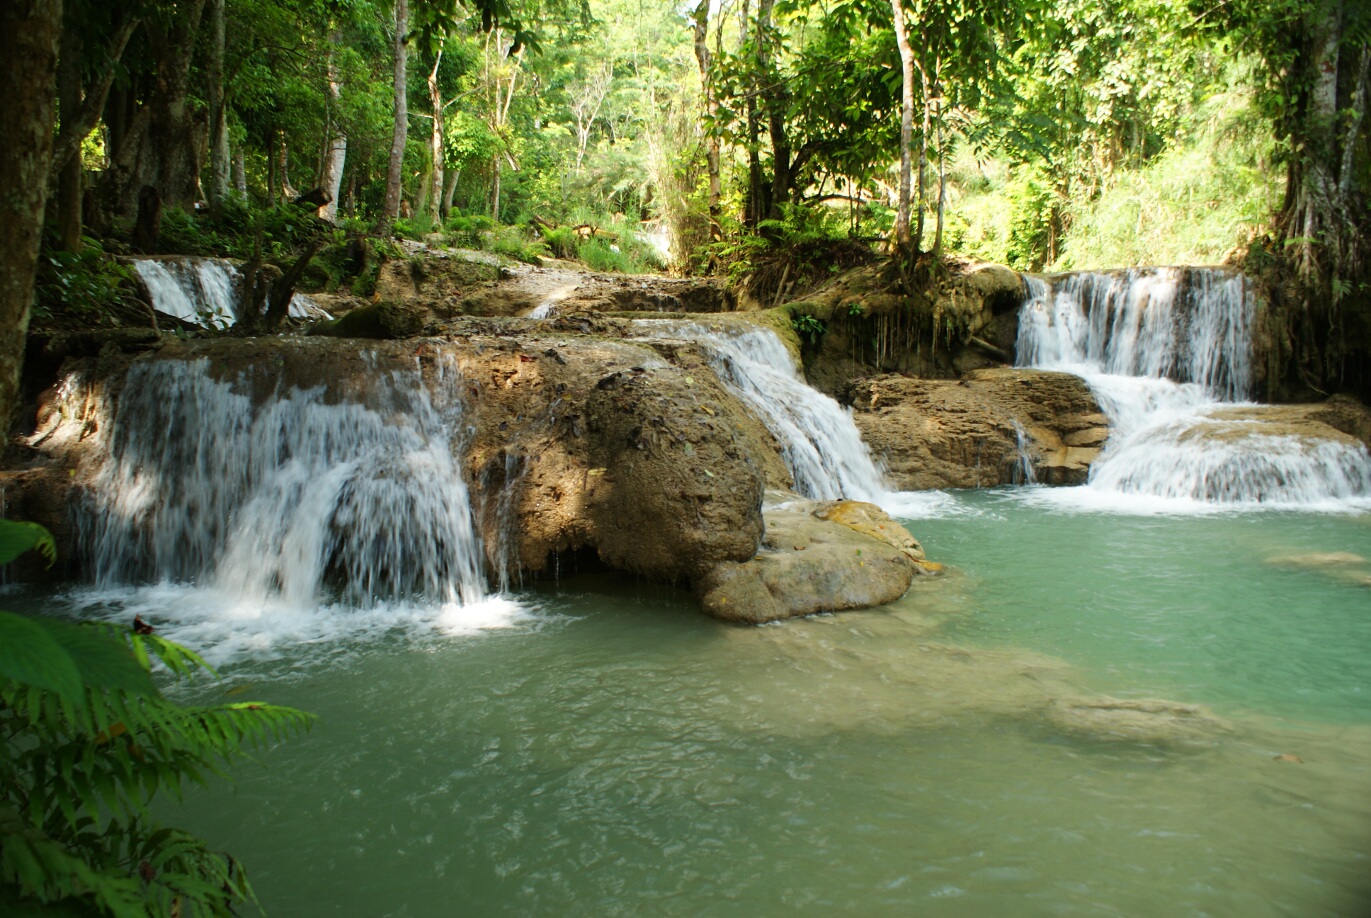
xmin=1011 ymin=420 xmax=1038 ymax=485
xmin=1018 ymin=268 xmax=1371 ymax=508
xmin=132 ymin=257 xmax=330 ymax=327
xmin=633 ymin=320 xmax=888 ymax=502
xmin=74 ymin=354 xmax=521 ymax=657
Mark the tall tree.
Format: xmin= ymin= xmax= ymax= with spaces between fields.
xmin=0 ymin=0 xmax=61 ymax=427
xmin=382 ymin=0 xmax=411 ymax=227
xmin=890 ymin=0 xmax=915 ymax=247
xmin=319 ymin=27 xmax=349 ymax=222
xmin=103 ymin=0 xmax=210 ymax=217
xmin=691 ymin=0 xmax=722 ymax=237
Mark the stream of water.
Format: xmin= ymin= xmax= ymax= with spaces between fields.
xmin=15 ymin=267 xmax=1371 ymax=915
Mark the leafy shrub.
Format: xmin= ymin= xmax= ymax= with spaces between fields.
xmin=444 ymin=214 xmax=496 ymax=249
xmin=0 ymin=520 xmax=312 ymax=917
xmin=579 ymin=239 xmax=634 ymax=273
xmin=792 ymin=312 xmax=827 ymax=346
xmin=33 ymin=237 xmax=135 ymax=324
xmin=541 ymin=227 xmax=579 ymax=259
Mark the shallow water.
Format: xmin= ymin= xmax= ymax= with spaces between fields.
xmin=26 ymin=492 xmax=1371 ymax=917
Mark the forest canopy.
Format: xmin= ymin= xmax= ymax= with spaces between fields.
xmin=0 ymin=0 xmax=1368 ymax=420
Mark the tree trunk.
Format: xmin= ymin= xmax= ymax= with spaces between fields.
xmin=56 ymin=18 xmax=83 ymax=250
xmin=442 ymin=167 xmax=460 ymax=221
xmin=915 ymin=61 xmax=931 ymax=251
xmin=277 ymin=131 xmax=297 ymax=201
xmin=105 ymin=0 xmax=208 ymax=218
xmin=381 ymin=0 xmax=410 ymax=229
xmin=758 ymin=0 xmax=791 ymax=221
xmin=491 ymin=155 xmax=501 ymax=222
xmin=934 ymin=93 xmax=946 ymax=255
xmin=207 ymin=0 xmax=229 ymax=217
xmin=50 ymin=12 xmax=137 ymax=186
xmin=0 ymin=0 xmax=61 ymax=428
xmin=319 ymin=28 xmax=347 ymax=223
xmin=890 ymin=0 xmax=915 ymax=248
xmin=427 ymin=48 xmax=445 ymax=225
xmin=691 ymin=3 xmax=721 ymax=238
xmin=265 ymin=124 xmax=277 ymax=203
xmin=232 ymin=144 xmax=247 ymax=197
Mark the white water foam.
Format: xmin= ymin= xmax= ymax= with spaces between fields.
xmin=133 ymin=257 xmax=331 ymax=328
xmin=632 ymin=320 xmax=890 ymax=503
xmin=77 ymin=357 xmax=528 ymax=658
xmin=1018 ymin=269 xmax=1371 ymax=511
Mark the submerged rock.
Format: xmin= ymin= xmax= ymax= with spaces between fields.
xmin=1043 ymin=696 xmax=1232 ymax=746
xmin=694 ymin=497 xmax=929 ymax=623
xmin=848 ymin=368 xmax=1108 ymax=489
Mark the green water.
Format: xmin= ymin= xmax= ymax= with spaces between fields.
xmin=52 ymin=494 xmax=1371 ymax=916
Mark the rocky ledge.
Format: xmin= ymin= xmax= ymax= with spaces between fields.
xmin=847 ymin=368 xmax=1109 ymax=489
xmin=5 ymin=318 xmax=931 ymax=623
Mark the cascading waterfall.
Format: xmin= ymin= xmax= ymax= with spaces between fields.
xmin=1018 ymin=268 xmax=1371 ymax=507
xmin=632 ymin=320 xmax=888 ymax=503
xmin=132 ymin=257 xmax=329 ymax=327
xmin=75 ymin=354 xmax=522 ymax=657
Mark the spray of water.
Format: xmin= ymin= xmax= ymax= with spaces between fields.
xmin=1017 ymin=269 xmax=1371 ymax=509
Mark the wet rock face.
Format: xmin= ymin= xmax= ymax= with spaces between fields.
xmin=694 ymin=498 xmax=931 ymax=623
xmin=848 ymin=368 xmax=1109 ymax=490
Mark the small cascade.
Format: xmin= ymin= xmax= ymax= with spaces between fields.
xmin=132 ymin=257 xmax=330 ymax=327
xmin=81 ymin=357 xmax=489 ymax=609
xmin=133 ymin=259 xmax=238 ymax=326
xmin=1010 ymin=421 xmax=1038 ymax=485
xmin=633 ymin=320 xmax=888 ymax=502
xmin=1018 ymin=268 xmax=1371 ymax=507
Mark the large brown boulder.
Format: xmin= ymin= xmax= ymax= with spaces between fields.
xmin=848 ymin=368 xmax=1109 ymax=489
xmin=694 ymin=498 xmax=933 ymax=623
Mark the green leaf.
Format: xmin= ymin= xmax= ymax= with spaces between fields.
xmin=0 ymin=520 xmax=56 ymax=567
xmin=0 ymin=611 xmax=84 ymax=703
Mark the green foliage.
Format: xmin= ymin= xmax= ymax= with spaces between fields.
xmin=1053 ymin=85 xmax=1280 ymax=270
xmin=540 ymin=226 xmax=579 ymax=259
xmin=791 ymin=312 xmax=826 ymax=346
xmin=0 ymin=520 xmax=312 ymax=917
xmin=444 ymin=214 xmax=497 ymax=249
xmin=33 ymin=238 xmax=135 ymax=325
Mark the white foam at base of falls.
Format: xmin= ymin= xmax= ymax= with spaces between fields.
xmin=1018 ymin=270 xmax=1371 ymax=510
xmin=632 ymin=320 xmax=890 ymax=503
xmin=76 ymin=357 xmax=520 ymax=655
xmin=132 ymin=257 xmax=331 ymax=327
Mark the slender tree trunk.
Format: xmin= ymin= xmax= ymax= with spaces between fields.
xmin=758 ymin=0 xmax=791 ymax=220
xmin=491 ymin=156 xmax=501 ymax=222
xmin=890 ymin=0 xmax=915 ymax=248
xmin=207 ymin=0 xmax=229 ymax=217
xmin=381 ymin=0 xmax=410 ymax=229
xmin=277 ymin=131 xmax=298 ymax=201
xmin=691 ymin=3 xmax=721 ymax=238
xmin=427 ymin=47 xmax=445 ymax=225
xmin=744 ymin=0 xmax=763 ymax=228
xmin=442 ymin=167 xmax=460 ymax=220
xmin=265 ymin=124 xmax=277 ymax=203
xmin=232 ymin=144 xmax=246 ymax=197
xmin=915 ymin=61 xmax=931 ymax=251
xmin=0 ymin=0 xmax=61 ymax=428
xmin=56 ymin=18 xmax=83 ymax=250
xmin=934 ymin=93 xmax=946 ymax=255
xmin=319 ymin=28 xmax=348 ymax=222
